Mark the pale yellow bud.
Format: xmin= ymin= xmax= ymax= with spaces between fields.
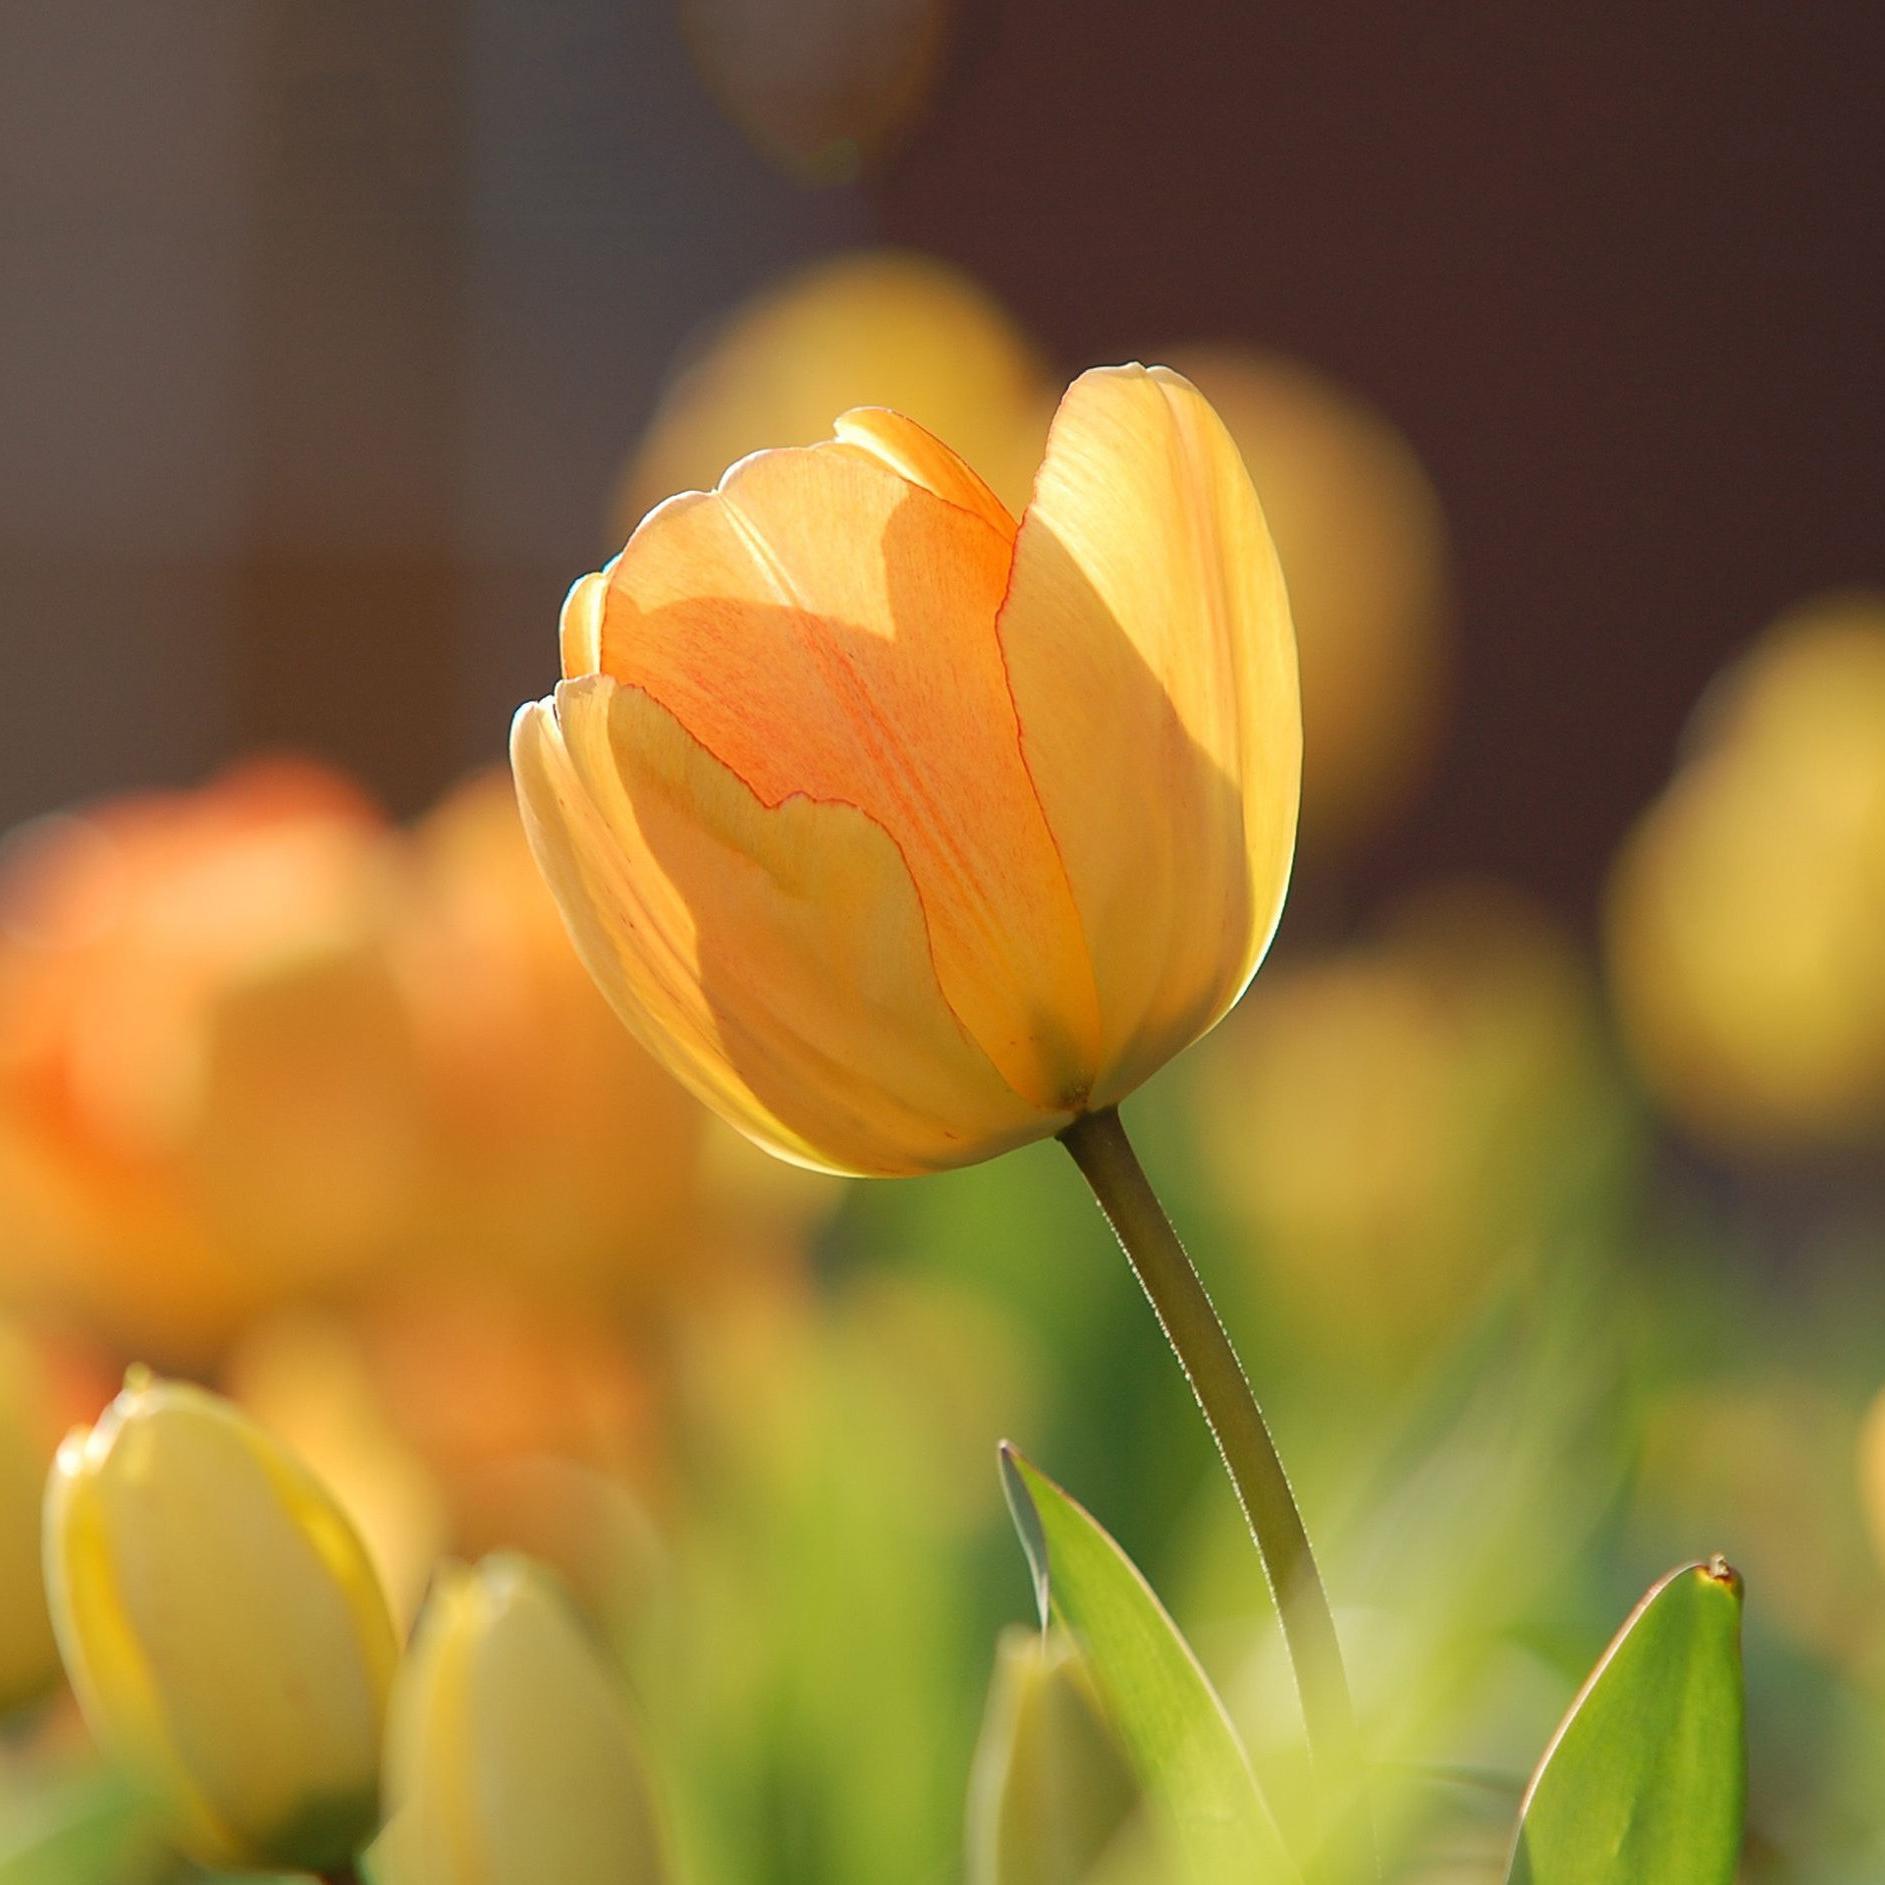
xmin=42 ymin=1372 xmax=397 ymax=1872
xmin=386 ymin=1554 xmax=666 ymax=1885
xmin=967 ymin=1626 xmax=1140 ymax=1885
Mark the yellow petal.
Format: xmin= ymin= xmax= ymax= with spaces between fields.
xmin=513 ymin=679 xmax=1053 ymax=1175
xmin=831 ymin=407 xmax=1017 ymax=538
xmin=43 ymin=1377 xmax=396 ymax=1872
xmin=996 ymin=364 xmax=1301 ymax=1103
xmin=558 ymin=566 xmax=612 ymax=678
xmin=387 ymin=1556 xmax=665 ymax=1885
xmin=591 ymin=439 xmax=1100 ymax=1110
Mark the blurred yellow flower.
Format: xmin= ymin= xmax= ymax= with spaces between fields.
xmin=227 ymin=1290 xmax=668 ymax=1633
xmin=1197 ymin=883 xmax=1615 ymax=1357
xmin=1166 ymin=347 xmax=1451 ymax=855
xmin=516 ymin=364 xmax=1300 ymax=1175
xmin=967 ymin=1626 xmax=1139 ymax=1885
xmin=44 ymin=1374 xmax=397 ymax=1873
xmin=0 ymin=763 xmax=424 ymax=1361
xmin=385 ymin=1554 xmax=666 ymax=1885
xmin=222 ymin=1312 xmax=450 ymax=1632
xmin=614 ymin=250 xmax=1056 ymax=530
xmin=1606 ymin=593 xmax=1885 ymax=1152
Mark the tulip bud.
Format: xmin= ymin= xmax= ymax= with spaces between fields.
xmin=386 ymin=1554 xmax=666 ymax=1885
xmin=516 ymin=364 xmax=1300 ymax=1177
xmin=967 ymin=1626 xmax=1139 ymax=1885
xmin=42 ymin=1372 xmax=396 ymax=1873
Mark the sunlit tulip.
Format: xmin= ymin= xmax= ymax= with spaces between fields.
xmin=966 ymin=1626 xmax=1140 ymax=1885
xmin=517 ymin=364 xmax=1300 ymax=1176
xmin=614 ymin=250 xmax=1056 ymax=528
xmin=1197 ymin=883 xmax=1618 ymax=1359
xmin=0 ymin=763 xmax=424 ymax=1359
xmin=44 ymin=1374 xmax=397 ymax=1873
xmin=1165 ymin=347 xmax=1451 ymax=853
xmin=386 ymin=1555 xmax=666 ymax=1885
xmin=1606 ymin=594 xmax=1885 ymax=1151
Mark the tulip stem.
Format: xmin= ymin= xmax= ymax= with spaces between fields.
xmin=1059 ymin=1105 xmax=1373 ymax=1880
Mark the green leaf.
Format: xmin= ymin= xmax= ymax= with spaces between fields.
xmin=1507 ymin=1558 xmax=1746 ymax=1885
xmin=999 ymin=1444 xmax=1298 ymax=1885
xmin=0 ymin=1766 xmax=167 ymax=1885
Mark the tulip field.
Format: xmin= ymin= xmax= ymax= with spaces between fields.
xmin=2 ymin=7 xmax=1881 ymax=1884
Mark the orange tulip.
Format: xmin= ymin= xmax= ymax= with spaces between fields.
xmin=0 ymin=763 xmax=424 ymax=1360
xmin=514 ymin=365 xmax=1300 ymax=1176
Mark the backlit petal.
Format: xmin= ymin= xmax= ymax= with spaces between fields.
xmin=830 ymin=407 xmax=1017 ymax=538
xmin=591 ymin=441 xmax=1100 ymax=1110
xmin=513 ymin=680 xmax=1055 ymax=1176
xmin=996 ymin=365 xmax=1301 ymax=1102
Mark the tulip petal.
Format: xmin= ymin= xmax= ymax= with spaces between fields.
xmin=514 ymin=679 xmax=1056 ymax=1175
xmin=831 ymin=407 xmax=1018 ymax=538
xmin=585 ymin=439 xmax=1101 ymax=1110
xmin=996 ymin=365 xmax=1301 ymax=1101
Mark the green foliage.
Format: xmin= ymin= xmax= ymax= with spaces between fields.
xmin=998 ymin=1445 xmax=1298 ymax=1885
xmin=1507 ymin=1560 xmax=1747 ymax=1885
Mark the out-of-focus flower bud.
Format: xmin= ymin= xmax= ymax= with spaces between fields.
xmin=1606 ymin=593 xmax=1885 ymax=1153
xmin=43 ymin=1373 xmax=397 ymax=1873
xmin=0 ymin=762 xmax=425 ymax=1361
xmin=386 ymin=1555 xmax=666 ymax=1885
xmin=966 ymin=1626 xmax=1139 ymax=1885
xmin=613 ymin=250 xmax=1056 ymax=530
xmin=1165 ymin=346 xmax=1452 ymax=857
xmin=1198 ymin=883 xmax=1618 ymax=1362
xmin=223 ymin=1312 xmax=450 ymax=1632
xmin=681 ymin=0 xmax=954 ymax=182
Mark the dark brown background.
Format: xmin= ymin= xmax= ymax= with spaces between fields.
xmin=4 ymin=0 xmax=1880 ymax=917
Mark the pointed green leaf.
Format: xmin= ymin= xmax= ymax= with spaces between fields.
xmin=999 ymin=1444 xmax=1298 ymax=1885
xmin=1507 ymin=1558 xmax=1745 ymax=1885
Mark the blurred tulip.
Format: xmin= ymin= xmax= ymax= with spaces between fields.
xmin=681 ymin=0 xmax=953 ymax=182
xmin=44 ymin=1374 xmax=396 ymax=1873
xmin=396 ymin=772 xmax=708 ymax=1302
xmin=614 ymin=250 xmax=1056 ymax=529
xmin=1606 ymin=593 xmax=1885 ymax=1153
xmin=222 ymin=1312 xmax=449 ymax=1631
xmin=966 ymin=1626 xmax=1139 ymax=1885
xmin=0 ymin=762 xmax=424 ymax=1360
xmin=1198 ymin=883 xmax=1616 ymax=1359
xmin=1165 ymin=347 xmax=1452 ymax=854
xmin=517 ymin=364 xmax=1299 ymax=1176
xmin=386 ymin=1554 xmax=666 ymax=1885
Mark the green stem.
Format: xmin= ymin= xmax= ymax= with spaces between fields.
xmin=318 ymin=1866 xmax=361 ymax=1885
xmin=1060 ymin=1106 xmax=1373 ymax=1877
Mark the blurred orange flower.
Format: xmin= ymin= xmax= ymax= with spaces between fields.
xmin=0 ymin=763 xmax=424 ymax=1362
xmin=1606 ymin=592 xmax=1885 ymax=1153
xmin=395 ymin=772 xmax=708 ymax=1305
xmin=0 ymin=1317 xmax=113 ymax=1711
xmin=517 ymin=364 xmax=1300 ymax=1175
